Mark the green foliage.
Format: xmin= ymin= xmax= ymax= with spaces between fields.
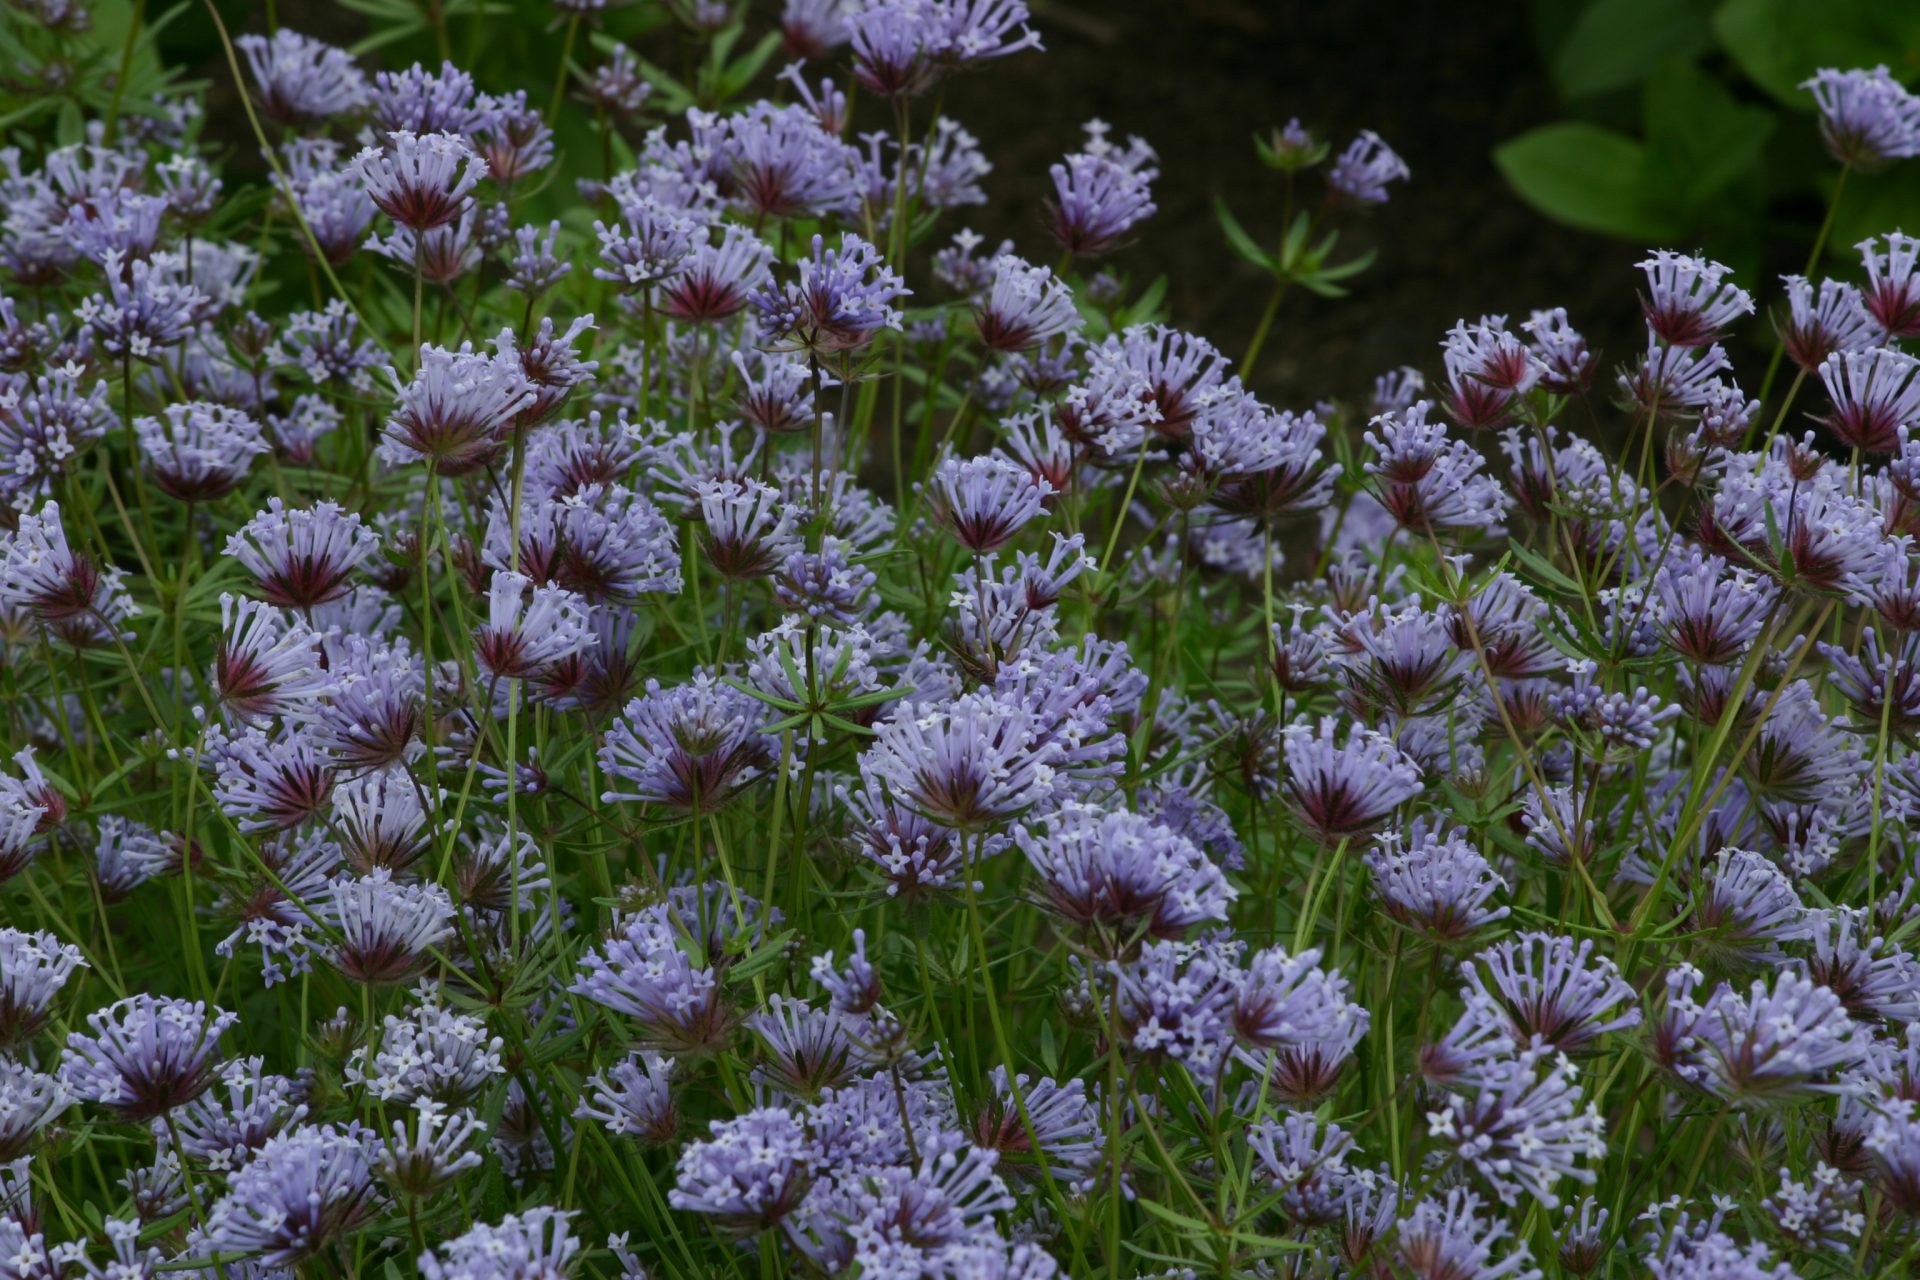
xmin=1499 ymin=0 xmax=1920 ymax=272
xmin=1494 ymin=122 xmax=1680 ymax=241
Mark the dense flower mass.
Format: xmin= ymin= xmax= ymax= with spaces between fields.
xmin=2 ymin=2 xmax=1919 ymax=1278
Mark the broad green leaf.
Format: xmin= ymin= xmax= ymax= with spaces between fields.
xmin=1831 ymin=165 xmax=1920 ymax=262
xmin=1553 ymin=0 xmax=1713 ymax=97
xmin=1642 ymin=59 xmax=1775 ymax=220
xmin=1493 ymin=122 xmax=1680 ymax=241
xmin=1713 ymin=0 xmax=1920 ymax=105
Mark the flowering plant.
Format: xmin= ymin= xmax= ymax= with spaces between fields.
xmin=1 ymin=2 xmax=1919 ymax=1279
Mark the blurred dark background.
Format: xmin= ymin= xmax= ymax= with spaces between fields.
xmin=935 ymin=0 xmax=1643 ymax=406
xmin=183 ymin=0 xmax=1665 ymax=408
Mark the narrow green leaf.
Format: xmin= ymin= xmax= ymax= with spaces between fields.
xmin=1134 ymin=1197 xmax=1213 ymax=1235
xmin=1213 ymin=197 xmax=1275 ymax=272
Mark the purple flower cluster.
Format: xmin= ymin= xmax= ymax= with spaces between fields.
xmin=6 ymin=7 xmax=1920 ymax=1278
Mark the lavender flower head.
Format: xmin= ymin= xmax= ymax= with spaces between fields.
xmin=277 ymin=153 xmax=378 ymax=266
xmin=593 ymin=193 xmax=702 ymax=291
xmin=849 ymin=2 xmax=938 ymax=98
xmin=734 ymin=350 xmax=818 ymax=435
xmin=1363 ymin=401 xmax=1509 ymax=538
xmin=0 ymin=365 xmax=113 ymax=513
xmin=1818 ymin=345 xmax=1920 ymax=454
xmin=135 ymin=402 xmax=267 ymax=503
xmin=345 ymin=990 xmax=505 ymax=1104
xmin=369 ymin=1100 xmax=482 ymax=1204
xmin=225 ymin=498 xmax=382 ymax=611
xmin=935 ymin=0 xmax=1044 ymax=68
xmin=1014 ymin=803 xmax=1234 ymax=947
xmin=782 ymin=0 xmax=858 ymax=61
xmin=0 ymin=761 xmax=49 ymax=884
xmin=1 ymin=501 xmax=138 ymax=648
xmin=331 ymin=768 xmax=435 ymax=875
xmin=576 ymin=1051 xmax=678 ymax=1144
xmin=1426 ymin=1038 xmax=1606 ymax=1208
xmin=419 ymin=1207 xmax=581 ymax=1280
xmin=598 ymin=672 xmax=774 ymax=814
xmin=1046 ymin=120 xmax=1158 ymax=256
xmin=1327 ymin=129 xmax=1408 ymax=204
xmin=201 ymin=1124 xmax=378 ymax=1266
xmin=370 ymin=59 xmax=486 ymax=135
xmin=1637 ymin=251 xmax=1754 ymax=348
xmin=203 ymin=723 xmax=336 ymax=832
xmin=1686 ymin=847 xmax=1813 ymax=968
xmin=1465 ymin=932 xmax=1641 ymax=1054
xmin=1245 ymin=1110 xmax=1353 ymax=1226
xmin=1804 ymin=66 xmax=1920 ymax=169
xmin=1664 ymin=967 xmax=1871 ymax=1100
xmin=505 ymin=221 xmax=572 ymax=297
xmin=213 ymin=593 xmax=332 ymax=726
xmin=1523 ymin=307 xmax=1593 ymax=393
xmin=713 ymin=101 xmax=861 ymax=221
xmin=350 ymin=130 xmax=486 ymax=233
xmin=473 ymin=90 xmax=554 ymax=182
xmin=1392 ymin=1188 xmax=1540 ymax=1280
xmin=172 ymin=1055 xmax=310 ymax=1173
xmin=1858 ymin=231 xmax=1920 ymax=338
xmin=322 ymin=869 xmax=454 ymax=985
xmin=857 ymin=690 xmax=1063 ymax=831
xmin=1365 ymin=819 xmax=1510 ymax=941
xmin=976 ymin=254 xmax=1081 ymax=352
xmin=1231 ymin=943 xmax=1369 ymax=1059
xmin=474 ymin=569 xmax=595 ymax=680
xmin=753 ymin=232 xmax=908 ymax=356
xmin=1547 ymin=661 xmax=1678 ymax=756
xmin=237 ymin=29 xmax=369 ymax=125
xmin=927 ymin=454 xmax=1053 ymax=554
xmin=0 ymin=927 xmax=86 ymax=1049
xmin=1654 ymin=548 xmax=1774 ymax=665
xmin=1777 ymin=275 xmax=1877 ymax=372
xmin=659 ymin=223 xmax=775 ymax=323
xmin=380 ymin=335 xmax=534 ymax=475
xmin=571 ymin=902 xmax=737 ymax=1054
xmin=59 ymin=994 xmax=238 ymax=1121
xmin=77 ymin=251 xmax=203 ymax=361
xmin=1616 ymin=327 xmax=1731 ymax=415
xmin=1280 ymin=716 xmax=1423 ymax=843
xmin=669 ymin=1106 xmax=813 ymax=1233
xmin=273 ymin=301 xmax=383 ymax=393
xmin=0 ymin=1059 xmax=70 ymax=1162
xmin=694 ymin=478 xmax=802 ymax=580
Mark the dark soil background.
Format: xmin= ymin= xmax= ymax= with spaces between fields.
xmin=939 ymin=0 xmax=1645 ymax=409
xmin=190 ymin=0 xmax=1651 ymax=410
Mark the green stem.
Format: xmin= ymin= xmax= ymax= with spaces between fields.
xmin=103 ymin=0 xmax=147 ymax=142
xmin=548 ymin=13 xmax=581 ymax=124
xmin=1241 ymin=276 xmax=1290 ymax=373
